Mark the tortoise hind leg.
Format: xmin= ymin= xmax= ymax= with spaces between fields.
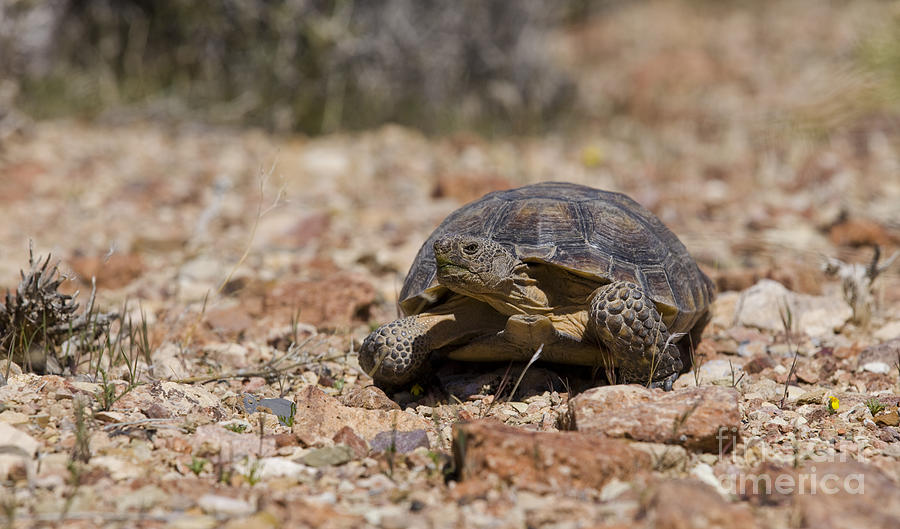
xmin=587 ymin=281 xmax=682 ymax=390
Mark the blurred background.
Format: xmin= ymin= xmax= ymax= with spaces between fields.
xmin=2 ymin=0 xmax=897 ymax=137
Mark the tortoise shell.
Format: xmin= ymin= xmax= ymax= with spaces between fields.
xmin=399 ymin=182 xmax=714 ymax=334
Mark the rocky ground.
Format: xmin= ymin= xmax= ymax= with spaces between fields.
xmin=2 ymin=1 xmax=900 ymax=528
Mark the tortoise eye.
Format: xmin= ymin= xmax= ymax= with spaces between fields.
xmin=462 ymin=243 xmax=479 ymax=255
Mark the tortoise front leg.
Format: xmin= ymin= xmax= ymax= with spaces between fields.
xmin=360 ymin=316 xmax=434 ymax=388
xmin=359 ymin=296 xmax=508 ymax=390
xmin=587 ymin=281 xmax=682 ymax=390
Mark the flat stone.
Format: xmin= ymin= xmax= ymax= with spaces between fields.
xmin=246 ymin=457 xmax=311 ymax=480
xmin=566 ymin=385 xmax=741 ymax=452
xmin=795 ymin=387 xmax=826 ymax=405
xmin=734 ymin=279 xmax=850 ymax=336
xmin=643 ymin=479 xmax=758 ymax=529
xmin=92 ymin=455 xmax=142 ymax=481
xmin=0 ymin=422 xmax=39 ymax=481
xmin=857 ymin=338 xmax=900 ymax=371
xmin=874 ymin=409 xmax=900 ymax=427
xmin=452 ymin=419 xmax=652 ymax=492
xmin=0 ymin=411 xmax=29 ymax=425
xmin=369 ymin=429 xmax=429 ymax=454
xmin=150 ymin=343 xmax=192 ymax=380
xmin=300 ymin=445 xmax=354 ymax=467
xmin=118 ymin=381 xmax=227 ymax=421
xmin=337 ymin=385 xmax=399 ymax=411
xmin=874 ymin=321 xmax=900 ymax=341
xmin=745 ymin=462 xmax=900 ymax=529
xmin=860 ymin=361 xmax=892 ymax=374
xmin=192 ymin=425 xmax=276 ymax=458
xmin=291 ymin=385 xmax=431 ymax=443
xmin=197 ymin=494 xmax=255 ymax=517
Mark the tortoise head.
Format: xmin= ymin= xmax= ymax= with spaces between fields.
xmin=433 ymin=234 xmax=522 ymax=298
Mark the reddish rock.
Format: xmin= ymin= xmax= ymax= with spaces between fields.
xmin=874 ymin=409 xmax=900 ymax=427
xmin=743 ymin=355 xmax=775 ymax=374
xmin=735 ymin=461 xmax=900 ymax=529
xmin=191 ymin=425 xmax=276 ymax=458
xmin=828 ymin=217 xmax=894 ymax=247
xmin=452 ymin=419 xmax=652 ymax=492
xmin=293 ymin=385 xmax=431 ymax=442
xmin=69 ymin=253 xmax=145 ymax=289
xmin=337 ymin=385 xmax=400 ymax=411
xmin=566 ymin=385 xmax=741 ymax=452
xmin=273 ymin=432 xmax=300 ymax=448
xmin=204 ymin=305 xmax=254 ymax=337
xmin=641 ymin=479 xmax=758 ymax=529
xmin=261 ymin=273 xmax=375 ymax=328
xmin=332 ymin=426 xmax=369 ymax=458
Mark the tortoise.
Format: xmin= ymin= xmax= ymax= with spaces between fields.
xmin=359 ymin=182 xmax=715 ymax=391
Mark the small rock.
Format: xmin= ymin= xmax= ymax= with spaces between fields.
xmin=643 ymin=479 xmax=759 ymax=529
xmin=793 ymin=462 xmax=900 ymax=529
xmin=291 ymin=385 xmax=431 ymax=442
xmin=118 ymin=484 xmax=168 ymax=511
xmin=874 ymin=409 xmax=900 ymax=427
xmin=245 ymin=457 xmax=311 ymax=480
xmin=875 ymin=322 xmax=900 ymax=341
xmin=453 ymin=420 xmax=652 ymax=491
xmin=0 ymin=423 xmax=38 ymax=481
xmin=743 ymin=355 xmax=775 ymax=374
xmin=675 ymin=358 xmax=742 ymax=388
xmin=118 ymin=381 xmax=227 ymax=421
xmin=0 ymin=411 xmax=29 ymax=425
xmin=69 ymin=253 xmax=145 ymax=290
xmin=860 ymin=362 xmax=891 ymax=375
xmin=273 ymin=433 xmax=299 ymax=448
xmin=795 ymin=388 xmax=826 ymax=405
xmin=222 ymin=512 xmax=279 ymax=529
xmin=566 ymin=385 xmax=741 ymax=452
xmin=197 ymin=494 xmax=255 ymax=518
xmin=204 ymin=305 xmax=254 ymax=337
xmin=167 ymin=515 xmax=219 ymax=529
xmin=857 ymin=338 xmax=900 ymax=371
xmin=369 ymin=429 xmax=430 ymax=454
xmin=93 ymin=411 xmax=127 ymax=424
xmin=332 ymin=426 xmax=369 ymax=458
xmin=92 ymin=455 xmax=142 ymax=481
xmin=734 ymin=279 xmax=850 ymax=336
xmin=337 ymin=385 xmax=400 ymax=410
xmin=690 ymin=463 xmax=731 ymax=497
xmin=192 ymin=425 xmax=275 ymax=458
xmin=300 ymin=445 xmax=354 ymax=467
xmin=150 ymin=343 xmax=192 ymax=380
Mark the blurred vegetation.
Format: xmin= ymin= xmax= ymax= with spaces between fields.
xmin=2 ymin=0 xmax=585 ymax=135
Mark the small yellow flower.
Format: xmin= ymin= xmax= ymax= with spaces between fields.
xmin=827 ymin=396 xmax=839 ymax=413
xmin=581 ymin=145 xmax=605 ymax=168
xmin=410 ymin=383 xmax=424 ymax=397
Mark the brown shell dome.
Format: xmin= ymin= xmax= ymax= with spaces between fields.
xmin=399 ymin=182 xmax=714 ymax=333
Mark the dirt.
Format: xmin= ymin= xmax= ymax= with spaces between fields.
xmin=1 ymin=1 xmax=900 ymax=528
